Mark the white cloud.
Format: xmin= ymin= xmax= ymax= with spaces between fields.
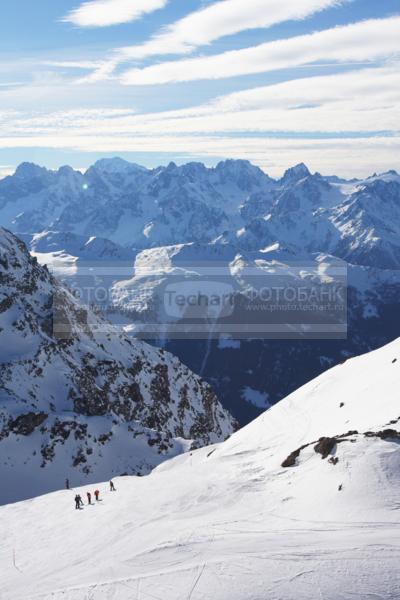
xmin=63 ymin=0 xmax=167 ymax=28
xmin=0 ymin=65 xmax=398 ymax=177
xmin=2 ymin=65 xmax=399 ymax=136
xmin=0 ymin=165 xmax=14 ymax=178
xmin=2 ymin=65 xmax=399 ymax=135
xmin=43 ymin=61 xmax=101 ymax=70
xmin=59 ymin=0 xmax=348 ymax=79
xmin=116 ymin=0 xmax=347 ymax=60
xmin=120 ymin=16 xmax=400 ymax=85
xmin=207 ymin=64 xmax=400 ymax=113
xmin=0 ymin=82 xmax=25 ymax=88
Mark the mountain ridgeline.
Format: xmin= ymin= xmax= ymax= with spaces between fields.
xmin=1 ymin=158 xmax=400 ymax=268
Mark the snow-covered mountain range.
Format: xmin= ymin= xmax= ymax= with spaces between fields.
xmin=1 ymin=158 xmax=400 ymax=268
xmin=1 ymin=158 xmax=399 ymax=423
xmin=0 ymin=228 xmax=235 ymax=505
xmin=1 ymin=338 xmax=399 ymax=599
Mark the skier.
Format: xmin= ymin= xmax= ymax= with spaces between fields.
xmin=87 ymin=491 xmax=92 ymax=505
xmin=65 ymin=478 xmax=70 ymax=490
xmin=75 ymin=494 xmax=83 ymax=510
xmin=110 ymin=481 xmax=116 ymax=491
xmin=94 ymin=489 xmax=100 ymax=501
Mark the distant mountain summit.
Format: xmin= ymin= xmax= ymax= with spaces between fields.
xmin=92 ymin=157 xmax=147 ymax=175
xmin=279 ymin=162 xmax=311 ymax=184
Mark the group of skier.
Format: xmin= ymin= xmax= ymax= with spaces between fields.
xmin=71 ymin=480 xmax=116 ymax=510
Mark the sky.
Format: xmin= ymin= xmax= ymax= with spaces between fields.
xmin=0 ymin=0 xmax=399 ymax=178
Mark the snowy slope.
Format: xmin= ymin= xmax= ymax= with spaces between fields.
xmin=237 ymin=172 xmax=400 ymax=268
xmin=0 ymin=229 xmax=235 ymax=504
xmin=26 ymin=230 xmax=136 ymax=261
xmin=1 ymin=338 xmax=399 ymax=599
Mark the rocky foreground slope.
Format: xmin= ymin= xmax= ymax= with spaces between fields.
xmin=0 ymin=228 xmax=235 ymax=504
xmin=0 ymin=338 xmax=399 ymax=599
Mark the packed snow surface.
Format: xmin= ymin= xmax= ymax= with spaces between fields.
xmin=1 ymin=338 xmax=399 ymax=599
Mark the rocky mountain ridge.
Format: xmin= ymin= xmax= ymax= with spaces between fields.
xmin=0 ymin=228 xmax=235 ymax=504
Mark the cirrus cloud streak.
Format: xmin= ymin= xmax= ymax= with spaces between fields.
xmin=117 ymin=0 xmax=348 ymax=60
xmin=120 ymin=16 xmax=400 ymax=85
xmin=71 ymin=0 xmax=349 ymax=80
xmin=1 ymin=63 xmax=399 ymax=177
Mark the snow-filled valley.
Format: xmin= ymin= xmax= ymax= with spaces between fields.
xmin=1 ymin=338 xmax=399 ymax=600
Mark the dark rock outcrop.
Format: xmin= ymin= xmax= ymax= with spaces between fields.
xmin=9 ymin=413 xmax=48 ymax=436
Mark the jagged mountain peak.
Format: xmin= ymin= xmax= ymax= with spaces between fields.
xmin=215 ymin=159 xmax=264 ymax=178
xmin=280 ymin=162 xmax=311 ymax=184
xmin=216 ymin=158 xmax=255 ymax=171
xmin=364 ymin=169 xmax=400 ymax=183
xmin=91 ymin=157 xmax=147 ymax=175
xmin=57 ymin=165 xmax=81 ymax=178
xmin=180 ymin=161 xmax=208 ymax=178
xmin=14 ymin=162 xmax=49 ymax=180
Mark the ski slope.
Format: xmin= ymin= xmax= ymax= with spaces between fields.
xmin=1 ymin=338 xmax=400 ymax=599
